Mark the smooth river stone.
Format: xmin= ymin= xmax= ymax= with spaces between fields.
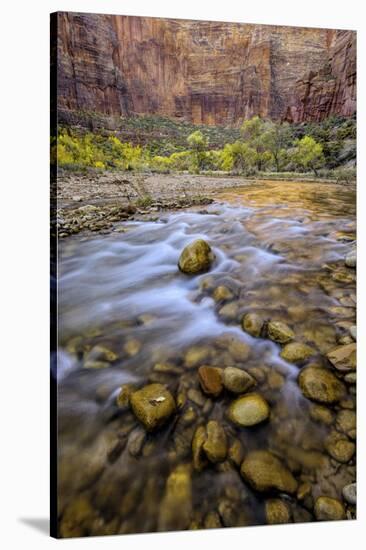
xmin=227 ymin=393 xmax=270 ymax=427
xmin=198 ymin=366 xmax=223 ymax=397
xmin=223 ymin=367 xmax=256 ymax=393
xmin=314 ymin=496 xmax=346 ymax=521
xmin=130 ymin=384 xmax=176 ymax=431
xmin=241 ymin=450 xmax=298 ymax=494
xmin=280 ymin=342 xmax=316 ymax=364
xmin=267 ymin=321 xmax=295 ymax=344
xmin=326 ymin=343 xmax=356 ymax=372
xmin=298 ymin=367 xmax=346 ymax=404
xmin=241 ymin=312 xmax=265 ymax=337
xmin=178 ymin=239 xmax=215 ymax=274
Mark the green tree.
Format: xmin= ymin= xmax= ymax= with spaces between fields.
xmin=293 ymin=136 xmax=325 ymax=175
xmin=220 ymin=141 xmax=257 ymax=174
xmin=262 ymin=122 xmax=292 ymax=171
xmin=187 ymin=130 xmax=209 ymax=172
xmin=240 ymin=116 xmax=273 ymax=170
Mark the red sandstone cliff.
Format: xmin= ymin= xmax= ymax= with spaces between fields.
xmin=55 ymin=12 xmax=356 ymax=125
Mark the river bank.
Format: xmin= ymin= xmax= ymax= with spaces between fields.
xmin=54 ymin=172 xmax=355 ymax=239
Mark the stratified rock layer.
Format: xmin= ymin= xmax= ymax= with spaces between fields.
xmin=56 ymin=13 xmax=356 ymax=125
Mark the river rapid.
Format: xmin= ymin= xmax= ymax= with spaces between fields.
xmin=56 ymin=181 xmax=356 ymax=536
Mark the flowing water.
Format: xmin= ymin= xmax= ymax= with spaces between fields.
xmin=56 ymin=181 xmax=356 ymax=536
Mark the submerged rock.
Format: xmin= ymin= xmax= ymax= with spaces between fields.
xmin=241 ymin=312 xmax=265 ymax=338
xmin=203 ymin=421 xmax=227 ymax=463
xmin=267 ymin=321 xmax=295 ymax=344
xmin=227 ymin=393 xmax=270 ymax=427
xmin=185 ymin=345 xmax=211 ymax=369
xmin=345 ymin=249 xmax=356 ymax=268
xmin=280 ymin=342 xmax=316 ymax=364
xmin=298 ymin=367 xmax=346 ymax=404
xmin=326 ymin=343 xmax=356 ymax=372
xmin=265 ymin=499 xmax=291 ymax=524
xmin=130 ymin=384 xmax=176 ymax=431
xmin=342 ymin=483 xmax=356 ymax=505
xmin=314 ymin=496 xmax=346 ymax=521
xmin=325 ymin=438 xmax=355 ymax=463
xmin=116 ymin=384 xmax=134 ymax=410
xmin=336 ymin=410 xmax=356 ymax=436
xmin=213 ymin=285 xmax=234 ymax=302
xmin=228 ymin=439 xmax=245 ymax=466
xmin=309 ymin=404 xmax=334 ymax=425
xmin=192 ymin=425 xmax=208 ymax=471
xmin=223 ymin=367 xmax=256 ymax=394
xmin=349 ymin=325 xmax=357 ymax=341
xmin=178 ymin=239 xmax=215 ymax=274
xmin=218 ymin=302 xmax=239 ymax=321
xmin=204 ymin=511 xmax=222 ymax=529
xmin=158 ymin=464 xmax=192 ymax=531
xmin=241 ymin=450 xmax=298 ymax=494
xmin=198 ymin=366 xmax=223 ymax=397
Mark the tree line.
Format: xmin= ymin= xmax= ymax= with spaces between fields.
xmin=55 ymin=115 xmax=355 ymax=177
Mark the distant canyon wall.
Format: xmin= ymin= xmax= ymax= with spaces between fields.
xmin=55 ymin=12 xmax=356 ymax=125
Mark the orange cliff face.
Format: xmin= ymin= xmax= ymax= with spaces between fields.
xmin=55 ymin=12 xmax=356 ymax=126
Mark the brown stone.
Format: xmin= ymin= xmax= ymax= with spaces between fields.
xmin=326 ymin=343 xmax=356 ymax=372
xmin=198 ymin=366 xmax=223 ymax=397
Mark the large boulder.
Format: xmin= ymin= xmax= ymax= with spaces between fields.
xmin=130 ymin=384 xmax=176 ymax=431
xmin=298 ymin=367 xmax=346 ymax=404
xmin=227 ymin=393 xmax=270 ymax=427
xmin=178 ymin=239 xmax=215 ymax=274
xmin=267 ymin=321 xmax=295 ymax=344
xmin=240 ymin=450 xmax=298 ymax=494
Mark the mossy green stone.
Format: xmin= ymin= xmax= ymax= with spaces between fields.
xmin=267 ymin=321 xmax=295 ymax=344
xmin=130 ymin=383 xmax=176 ymax=431
xmin=178 ymin=239 xmax=215 ymax=274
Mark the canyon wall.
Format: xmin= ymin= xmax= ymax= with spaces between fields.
xmin=55 ymin=12 xmax=356 ymax=126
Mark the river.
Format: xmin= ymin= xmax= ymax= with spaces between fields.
xmin=56 ymin=180 xmax=356 ymax=536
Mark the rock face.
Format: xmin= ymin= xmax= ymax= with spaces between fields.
xmin=287 ymin=30 xmax=356 ymax=123
xmin=178 ymin=239 xmax=215 ymax=274
xmin=241 ymin=450 xmax=298 ymax=494
xmin=55 ymin=13 xmax=356 ymax=125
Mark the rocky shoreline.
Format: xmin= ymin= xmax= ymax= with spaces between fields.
xmin=54 ymin=171 xmax=354 ymax=239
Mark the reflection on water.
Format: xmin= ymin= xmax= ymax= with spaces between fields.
xmin=57 ymin=181 xmax=356 ymax=537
